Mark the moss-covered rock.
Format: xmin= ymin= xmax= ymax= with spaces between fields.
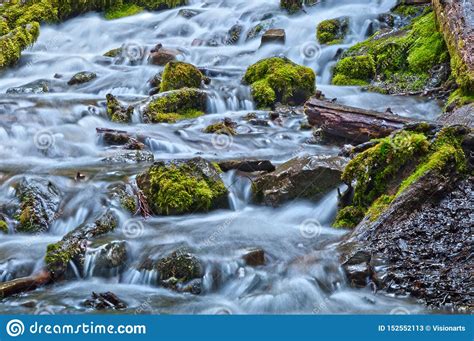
xmin=280 ymin=0 xmax=303 ymax=14
xmin=332 ymin=55 xmax=375 ymax=86
xmin=156 ymin=251 xmax=202 ymax=283
xmin=15 ymin=177 xmax=62 ymax=233
xmin=0 ymin=220 xmax=8 ymax=234
xmin=106 ymin=94 xmax=133 ymax=123
xmin=332 ymin=11 xmax=449 ymax=93
xmin=203 ymin=119 xmax=237 ymax=135
xmin=244 ymin=57 xmax=315 ymax=108
xmin=45 ymin=210 xmax=117 ymax=279
xmin=136 ymin=158 xmax=228 ymax=215
xmin=67 ymin=71 xmax=97 ymax=86
xmin=333 ymin=126 xmax=469 ymax=228
xmin=143 ymin=88 xmax=206 ymax=123
xmin=317 ymin=17 xmax=349 ymax=45
xmin=160 ymin=61 xmax=204 ymax=92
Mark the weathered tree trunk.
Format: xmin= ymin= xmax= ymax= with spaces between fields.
xmin=304 ymin=97 xmax=416 ymax=143
xmin=432 ymin=0 xmax=474 ymax=92
xmin=0 ymin=271 xmax=51 ymax=299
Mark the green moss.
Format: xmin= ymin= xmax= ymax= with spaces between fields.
xmin=203 ymin=122 xmax=236 ymax=135
xmin=121 ymin=196 xmax=137 ymax=214
xmin=342 ymin=131 xmax=429 ymax=208
xmin=106 ymin=94 xmax=133 ymax=123
xmin=333 ymin=11 xmax=449 ymax=93
xmin=317 ymin=18 xmax=348 ymax=45
xmin=44 ymin=242 xmax=71 ymax=273
xmin=160 ymin=61 xmax=204 ymax=92
xmin=105 ymin=3 xmax=143 ymax=20
xmin=393 ymin=5 xmax=422 ymax=18
xmin=103 ymin=47 xmax=122 ymax=58
xmin=333 ymin=206 xmax=366 ymax=229
xmin=244 ymin=57 xmax=315 ymax=108
xmin=366 ymin=194 xmax=394 ymax=222
xmin=397 ymin=127 xmax=467 ymax=195
xmin=446 ymin=88 xmax=474 ymax=109
xmin=280 ymin=0 xmax=303 ymax=14
xmin=333 ymin=126 xmax=468 ymax=229
xmin=332 ymin=55 xmax=375 ymax=85
xmin=138 ymin=160 xmax=227 ymax=215
xmin=145 ymin=88 xmax=206 ymax=123
xmin=0 ymin=220 xmax=8 ymax=234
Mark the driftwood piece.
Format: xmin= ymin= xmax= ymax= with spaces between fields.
xmin=0 ymin=271 xmax=51 ymax=299
xmin=304 ymin=97 xmax=417 ymax=143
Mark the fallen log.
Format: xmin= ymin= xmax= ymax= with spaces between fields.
xmin=0 ymin=271 xmax=51 ymax=299
xmin=304 ymin=97 xmax=417 ymax=143
xmin=0 ymin=210 xmax=118 ymax=299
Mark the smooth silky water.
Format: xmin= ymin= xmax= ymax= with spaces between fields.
xmin=0 ymin=0 xmax=441 ymax=314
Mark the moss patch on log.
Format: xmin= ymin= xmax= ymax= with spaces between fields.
xmin=333 ymin=126 xmax=468 ymax=228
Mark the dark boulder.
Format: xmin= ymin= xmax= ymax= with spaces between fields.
xmin=253 ymin=155 xmax=347 ymax=206
xmin=84 ymin=291 xmax=127 ymax=310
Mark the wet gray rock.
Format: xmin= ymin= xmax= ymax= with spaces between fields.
xmin=260 ymin=28 xmax=286 ymax=46
xmin=67 ymin=71 xmax=97 ymax=86
xmin=437 ymin=104 xmax=474 ymax=128
xmin=84 ymin=291 xmax=127 ymax=310
xmin=15 ymin=177 xmax=62 ymax=233
xmin=101 ymin=150 xmax=154 ymax=164
xmin=253 ymin=155 xmax=347 ymax=207
xmin=92 ymin=241 xmax=128 ymax=277
xmin=6 ymin=80 xmax=50 ymax=94
xmin=155 ymin=251 xmax=203 ymax=294
xmin=246 ymin=20 xmax=274 ymax=41
xmin=178 ymin=9 xmax=201 ymax=19
xmin=225 ymin=24 xmax=243 ymax=45
xmin=340 ymin=167 xmax=473 ymax=310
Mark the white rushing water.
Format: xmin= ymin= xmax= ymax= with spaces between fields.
xmin=0 ymin=0 xmax=437 ymax=314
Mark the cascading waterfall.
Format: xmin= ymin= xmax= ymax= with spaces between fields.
xmin=0 ymin=0 xmax=435 ymax=314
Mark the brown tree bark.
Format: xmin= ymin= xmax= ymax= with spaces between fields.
xmin=304 ymin=97 xmax=416 ymax=143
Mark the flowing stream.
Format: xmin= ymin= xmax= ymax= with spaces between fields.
xmin=0 ymin=0 xmax=443 ymax=314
